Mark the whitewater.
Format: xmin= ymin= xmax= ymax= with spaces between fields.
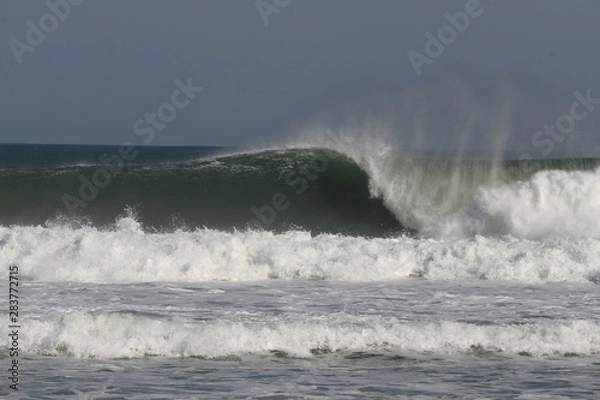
xmin=2 ymin=216 xmax=600 ymax=284
xmin=1 ymin=143 xmax=600 ymax=399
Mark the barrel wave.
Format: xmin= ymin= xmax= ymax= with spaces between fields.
xmin=3 ymin=144 xmax=600 ymax=376
xmin=0 ymin=149 xmax=403 ymax=237
xmin=1 ymin=147 xmax=599 ymax=237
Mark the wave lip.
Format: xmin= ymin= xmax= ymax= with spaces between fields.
xmin=287 ymin=126 xmax=600 ymax=231
xmin=7 ymin=312 xmax=600 ymax=359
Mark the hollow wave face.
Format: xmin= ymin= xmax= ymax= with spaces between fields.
xmin=3 ymin=140 xmax=599 ymax=239
xmin=0 ymin=149 xmax=404 ymax=237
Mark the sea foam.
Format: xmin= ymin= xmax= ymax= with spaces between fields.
xmin=425 ymin=167 xmax=600 ymax=240
xmin=1 ymin=217 xmax=599 ymax=284
xmin=6 ymin=312 xmax=599 ymax=359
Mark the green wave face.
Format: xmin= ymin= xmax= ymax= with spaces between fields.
xmin=0 ymin=149 xmax=404 ymax=237
xmin=1 ymin=148 xmax=599 ymax=237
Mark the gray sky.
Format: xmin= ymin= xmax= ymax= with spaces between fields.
xmin=1 ymin=0 xmax=600 ymax=154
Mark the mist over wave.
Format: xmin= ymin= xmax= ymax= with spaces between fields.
xmin=280 ymin=132 xmax=600 ymax=234
xmin=278 ymin=70 xmax=600 ymax=233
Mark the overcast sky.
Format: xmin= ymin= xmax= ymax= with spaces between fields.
xmin=1 ymin=0 xmax=600 ymax=152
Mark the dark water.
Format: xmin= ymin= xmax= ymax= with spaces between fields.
xmin=1 ymin=144 xmax=599 ymax=237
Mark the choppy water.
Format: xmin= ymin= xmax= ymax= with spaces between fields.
xmin=2 ymin=144 xmax=600 ymax=399
xmin=4 ymin=281 xmax=599 ymax=399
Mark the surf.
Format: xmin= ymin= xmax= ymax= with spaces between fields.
xmin=2 ymin=216 xmax=600 ymax=284
xmin=2 ymin=143 xmax=600 ymax=239
xmin=7 ymin=311 xmax=599 ymax=359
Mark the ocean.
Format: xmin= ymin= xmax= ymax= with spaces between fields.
xmin=1 ymin=143 xmax=599 ymax=399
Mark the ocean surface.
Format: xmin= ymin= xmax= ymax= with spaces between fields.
xmin=1 ymin=143 xmax=600 ymax=399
